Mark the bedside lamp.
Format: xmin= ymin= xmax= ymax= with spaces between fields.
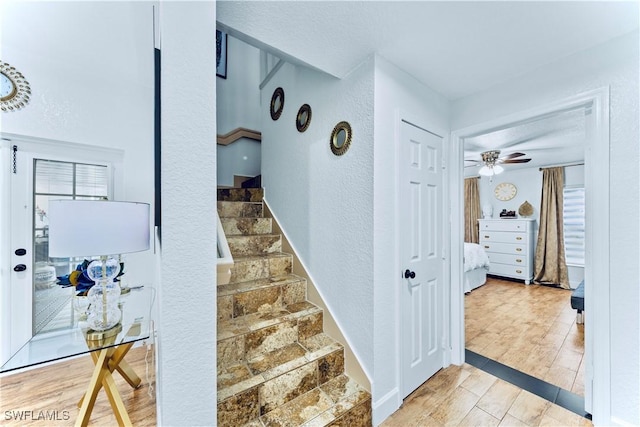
xmin=48 ymin=200 xmax=150 ymax=333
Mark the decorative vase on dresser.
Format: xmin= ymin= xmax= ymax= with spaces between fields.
xmin=478 ymin=218 xmax=536 ymax=284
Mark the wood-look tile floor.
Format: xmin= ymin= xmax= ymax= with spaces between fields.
xmin=382 ymin=363 xmax=592 ymax=427
xmin=465 ymin=278 xmax=585 ymax=396
xmin=0 ymin=346 xmax=156 ymax=426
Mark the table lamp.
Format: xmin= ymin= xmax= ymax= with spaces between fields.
xmin=48 ymin=200 xmax=150 ymax=333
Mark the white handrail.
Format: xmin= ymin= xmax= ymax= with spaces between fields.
xmin=217 ymin=212 xmax=233 ymax=286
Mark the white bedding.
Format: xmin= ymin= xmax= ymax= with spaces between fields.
xmin=464 ymin=243 xmax=490 ymax=293
xmin=464 ymin=242 xmax=490 ymax=273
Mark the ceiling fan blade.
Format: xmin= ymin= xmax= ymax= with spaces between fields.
xmin=501 ymin=158 xmax=531 ymax=164
xmin=464 ymin=159 xmax=480 ymax=163
xmin=501 ymin=152 xmax=526 ymax=160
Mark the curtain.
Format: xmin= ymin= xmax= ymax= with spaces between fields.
xmin=464 ymin=177 xmax=481 ymax=243
xmin=534 ymin=167 xmax=570 ymax=289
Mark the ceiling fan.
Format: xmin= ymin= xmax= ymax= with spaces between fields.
xmin=465 ymin=150 xmax=531 ymax=178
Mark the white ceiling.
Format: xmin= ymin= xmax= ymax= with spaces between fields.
xmin=218 ymin=1 xmax=639 ymax=100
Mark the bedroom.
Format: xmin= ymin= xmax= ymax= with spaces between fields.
xmin=462 ymin=106 xmax=587 ymax=406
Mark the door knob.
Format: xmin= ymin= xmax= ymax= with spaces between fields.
xmin=14 ymin=264 xmax=27 ymax=272
xmin=15 ymin=248 xmax=27 ymax=256
xmin=404 ymin=269 xmax=416 ymax=279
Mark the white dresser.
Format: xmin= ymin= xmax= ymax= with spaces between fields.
xmin=478 ymin=218 xmax=536 ymax=284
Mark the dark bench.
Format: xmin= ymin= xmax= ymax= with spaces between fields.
xmin=571 ymin=280 xmax=585 ymax=324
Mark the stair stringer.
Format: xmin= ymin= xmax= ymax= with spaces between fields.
xmin=263 ymin=199 xmax=372 ymax=393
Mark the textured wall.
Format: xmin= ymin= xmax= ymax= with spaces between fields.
xmin=261 ymin=59 xmax=376 ymax=379
xmin=0 ymin=1 xmax=155 ymax=285
xmin=157 ymin=2 xmax=217 ymax=425
xmin=452 ymin=31 xmax=639 ymax=425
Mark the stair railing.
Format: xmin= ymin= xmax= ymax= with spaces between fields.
xmin=217 ymin=211 xmax=233 ymax=286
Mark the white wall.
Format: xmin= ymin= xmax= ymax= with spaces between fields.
xmin=157 ymin=2 xmax=217 ymax=425
xmin=261 ymin=59 xmax=376 ymax=383
xmin=0 ymin=1 xmax=155 ymax=287
xmin=217 ymin=35 xmax=262 ymax=187
xmin=452 ymin=31 xmax=639 ymax=425
xmin=372 ymin=56 xmax=451 ymax=424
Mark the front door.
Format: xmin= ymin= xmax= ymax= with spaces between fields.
xmin=1 ymin=137 xmax=119 ymax=365
xmin=399 ymin=120 xmax=445 ymax=398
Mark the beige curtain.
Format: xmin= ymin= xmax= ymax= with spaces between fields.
xmin=534 ymin=167 xmax=570 ymax=289
xmin=464 ymin=177 xmax=481 ymax=243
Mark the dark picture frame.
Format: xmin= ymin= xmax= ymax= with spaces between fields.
xmin=216 ymin=30 xmax=227 ymax=79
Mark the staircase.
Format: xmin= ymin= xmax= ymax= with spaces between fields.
xmin=217 ymin=188 xmax=372 ymax=427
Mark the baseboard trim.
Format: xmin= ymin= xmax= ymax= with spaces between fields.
xmin=372 ymin=387 xmax=400 ymax=426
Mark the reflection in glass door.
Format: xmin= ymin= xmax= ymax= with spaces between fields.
xmin=33 ymin=159 xmax=109 ymax=334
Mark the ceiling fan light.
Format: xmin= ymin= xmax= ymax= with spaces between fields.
xmin=493 ymin=165 xmax=504 ymax=175
xmin=478 ymin=165 xmax=493 ymax=176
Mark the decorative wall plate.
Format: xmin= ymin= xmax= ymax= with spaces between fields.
xmin=0 ymin=61 xmax=31 ymax=112
xmin=518 ymin=200 xmax=533 ymax=217
xmin=270 ymin=87 xmax=284 ymax=121
xmin=296 ymin=104 xmax=311 ymax=132
xmin=330 ymin=121 xmax=352 ymax=156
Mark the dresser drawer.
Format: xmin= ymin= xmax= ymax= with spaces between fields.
xmin=480 ymin=231 xmax=527 ymax=244
xmin=487 ymin=252 xmax=528 ymax=267
xmin=490 ymin=263 xmax=530 ymax=280
xmin=481 ymin=242 xmax=527 ymax=255
xmin=480 ymin=220 xmax=529 ymax=232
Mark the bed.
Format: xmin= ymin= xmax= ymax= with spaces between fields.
xmin=464 ymin=242 xmax=490 ymax=293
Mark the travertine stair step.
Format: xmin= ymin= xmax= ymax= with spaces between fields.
xmin=260 ymin=374 xmax=372 ymax=427
xmin=227 ymin=234 xmax=282 ymax=256
xmin=217 ymin=274 xmax=306 ymax=320
xmin=218 ymin=300 xmax=324 ymax=362
xmin=220 ymin=217 xmax=273 ymax=236
xmin=217 ymin=187 xmax=264 ymax=202
xmin=225 ymin=253 xmax=293 ymax=284
xmin=218 ymin=201 xmax=264 ymax=218
xmin=217 ymin=333 xmax=348 ymax=426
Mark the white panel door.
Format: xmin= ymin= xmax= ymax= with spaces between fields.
xmin=400 ymin=120 xmax=444 ymax=398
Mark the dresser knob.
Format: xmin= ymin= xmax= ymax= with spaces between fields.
xmin=516 ymin=237 xmax=523 ymax=241
xmin=516 ymin=248 xmax=522 ymax=252
xmin=484 ymin=235 xmax=489 ymax=239
xmin=516 ymin=259 xmax=522 ymax=263
xmin=516 ymin=270 xmax=522 ymax=274
xmin=484 ymin=246 xmax=490 ymax=249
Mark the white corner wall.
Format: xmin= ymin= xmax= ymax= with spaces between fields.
xmin=452 ymin=31 xmax=639 ymax=425
xmin=0 ymin=1 xmax=155 ymax=287
xmin=260 ymin=59 xmax=375 ymax=381
xmin=157 ymin=2 xmax=217 ymax=425
xmin=372 ymin=56 xmax=450 ymax=424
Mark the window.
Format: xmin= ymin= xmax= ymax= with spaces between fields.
xmin=563 ymin=187 xmax=585 ymax=266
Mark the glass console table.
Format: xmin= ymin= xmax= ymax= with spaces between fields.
xmin=1 ymin=287 xmax=154 ymax=426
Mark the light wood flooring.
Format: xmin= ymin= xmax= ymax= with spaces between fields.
xmin=382 ymin=363 xmax=591 ymax=427
xmin=0 ymin=346 xmax=156 ymax=426
xmin=465 ymin=277 xmax=585 ymax=396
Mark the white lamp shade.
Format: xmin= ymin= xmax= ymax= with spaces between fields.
xmin=478 ymin=165 xmax=493 ymax=176
xmin=493 ymin=165 xmax=504 ymax=174
xmin=48 ymin=200 xmax=150 ymax=257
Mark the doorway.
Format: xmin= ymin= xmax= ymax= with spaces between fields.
xmin=449 ymin=88 xmax=610 ymax=420
xmin=399 ymin=119 xmax=446 ymax=399
xmin=0 ymin=134 xmax=123 ymax=366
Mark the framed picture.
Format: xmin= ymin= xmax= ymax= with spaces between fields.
xmin=216 ymin=30 xmax=227 ymax=79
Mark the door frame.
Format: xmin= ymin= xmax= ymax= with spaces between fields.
xmin=0 ymin=133 xmax=124 ymax=365
xmin=449 ymin=88 xmax=610 ymax=422
xmin=395 ymin=112 xmax=449 ymax=400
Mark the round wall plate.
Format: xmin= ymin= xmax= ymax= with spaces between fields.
xmin=270 ymin=87 xmax=284 ymax=121
xmin=296 ymin=104 xmax=312 ymax=132
xmin=330 ymin=121 xmax=352 ymax=156
xmin=0 ymin=61 xmax=31 ymax=112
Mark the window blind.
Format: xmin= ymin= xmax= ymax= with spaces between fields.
xmin=563 ymin=187 xmax=585 ymax=266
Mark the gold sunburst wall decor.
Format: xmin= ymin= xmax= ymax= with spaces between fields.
xmin=0 ymin=61 xmax=31 ymax=112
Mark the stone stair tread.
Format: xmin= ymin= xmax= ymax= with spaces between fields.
xmin=217 ymin=335 xmax=345 ymax=403
xmin=220 ymin=217 xmax=272 ymax=236
xmin=217 ymin=188 xmax=264 ymax=202
xmin=218 ymin=301 xmax=322 ymax=341
xmin=218 ymin=274 xmax=303 ymax=297
xmin=258 ymin=374 xmax=371 ymax=427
